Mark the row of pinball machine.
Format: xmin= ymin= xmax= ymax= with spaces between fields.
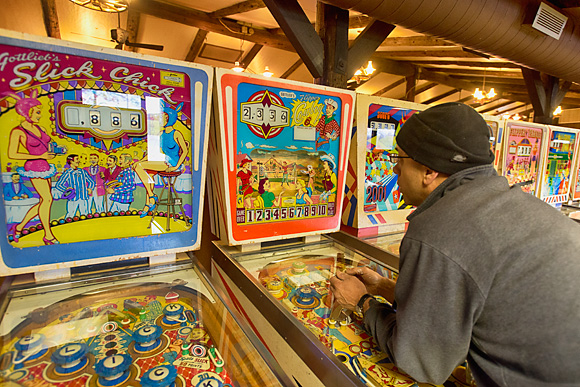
xmin=0 ymin=28 xmax=578 ymax=387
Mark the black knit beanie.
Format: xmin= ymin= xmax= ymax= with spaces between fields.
xmin=396 ymin=102 xmax=495 ymax=175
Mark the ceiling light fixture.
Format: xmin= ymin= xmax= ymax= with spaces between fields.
xmin=512 ymin=113 xmax=522 ymax=121
xmin=350 ymin=61 xmax=376 ymax=84
xmin=68 ymin=0 xmax=128 ymax=12
xmin=473 ymin=68 xmax=496 ymax=102
xmin=554 ymin=105 xmax=562 ymax=116
xmin=263 ymin=66 xmax=273 ymax=77
xmin=232 ymin=61 xmax=244 ymax=73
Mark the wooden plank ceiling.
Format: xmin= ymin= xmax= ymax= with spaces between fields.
xmin=3 ymin=0 xmax=580 ymax=120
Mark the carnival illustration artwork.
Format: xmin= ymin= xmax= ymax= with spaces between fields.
xmin=503 ymin=123 xmax=543 ymax=195
xmin=363 ymin=104 xmax=417 ymax=213
xmin=233 ymin=85 xmax=343 ymax=225
xmin=0 ymin=43 xmax=200 ymax=248
xmin=540 ymin=130 xmax=576 ymax=199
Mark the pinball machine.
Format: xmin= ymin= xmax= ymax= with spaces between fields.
xmin=0 ymin=30 xmax=292 ymax=387
xmin=334 ymin=95 xmax=504 ymax=267
xmin=206 ymin=69 xmax=471 ymax=387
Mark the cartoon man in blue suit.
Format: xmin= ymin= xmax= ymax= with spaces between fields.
xmin=3 ymin=173 xmax=33 ymax=201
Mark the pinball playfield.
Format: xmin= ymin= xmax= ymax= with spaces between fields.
xmin=213 ymin=239 xmax=469 ymax=387
xmin=257 ymin=254 xmax=468 ymax=387
xmin=0 ymin=262 xmax=289 ymax=387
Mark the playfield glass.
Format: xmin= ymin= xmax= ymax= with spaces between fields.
xmin=224 ymin=239 xmax=469 ymax=387
xmin=361 ymin=231 xmax=405 ymax=257
xmin=0 ymin=260 xmax=289 ymax=387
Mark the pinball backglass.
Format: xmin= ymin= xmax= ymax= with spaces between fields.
xmin=537 ymin=125 xmax=579 ymax=207
xmin=342 ymin=95 xmax=426 ymax=237
xmin=208 ymin=69 xmax=355 ymax=246
xmin=0 ymin=30 xmax=212 ymax=275
xmin=501 ymin=121 xmax=548 ymax=196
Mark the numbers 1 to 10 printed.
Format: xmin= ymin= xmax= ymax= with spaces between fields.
xmin=236 ymin=204 xmax=328 ymax=224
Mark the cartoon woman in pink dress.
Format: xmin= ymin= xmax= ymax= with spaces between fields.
xmin=7 ymin=92 xmax=59 ymax=245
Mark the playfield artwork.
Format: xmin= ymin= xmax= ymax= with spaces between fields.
xmin=0 ymin=284 xmax=255 ymax=387
xmin=363 ymin=104 xmax=418 ymax=213
xmin=502 ymin=123 xmax=544 ymax=195
xmin=233 ymin=84 xmax=344 ymax=225
xmin=540 ymin=129 xmax=576 ymax=201
xmin=256 ymin=254 xmax=470 ymax=387
xmin=0 ymin=42 xmax=206 ymax=249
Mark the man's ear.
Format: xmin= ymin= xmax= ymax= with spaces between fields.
xmin=422 ymin=166 xmax=441 ymax=186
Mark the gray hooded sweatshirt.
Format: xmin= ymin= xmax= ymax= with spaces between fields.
xmin=364 ymin=164 xmax=580 ymax=386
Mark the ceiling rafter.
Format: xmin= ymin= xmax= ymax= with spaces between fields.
xmin=54 ymin=0 xmax=573 ymax=118
xmin=124 ymin=9 xmax=140 ymax=53
xmin=130 ymin=0 xmax=294 ymax=52
xmin=416 ymin=61 xmax=521 ymax=68
xmin=373 ymin=36 xmax=455 ymax=47
xmin=40 ymin=0 xmax=60 ymax=39
xmin=281 ymin=58 xmax=303 ymax=79
xmin=347 ymin=20 xmax=395 ymax=77
xmin=185 ymin=30 xmax=209 ymax=62
xmin=373 ymin=78 xmax=406 ymax=96
xmin=421 ymin=88 xmax=461 ymax=104
xmin=262 ymin=0 xmax=323 ymax=77
xmin=375 ymin=49 xmax=483 ymax=59
xmin=240 ymin=43 xmax=263 ymax=67
xmin=210 ymin=0 xmax=265 ymax=18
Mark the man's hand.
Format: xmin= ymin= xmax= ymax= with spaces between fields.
xmin=346 ymin=266 xmax=395 ymax=303
xmin=329 ymin=271 xmax=367 ymax=311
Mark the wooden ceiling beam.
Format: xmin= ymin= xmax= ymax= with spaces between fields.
xmin=40 ymin=0 xmax=60 ymax=39
xmin=262 ymin=0 xmax=323 ymax=78
xmin=281 ymin=58 xmax=303 ymax=79
xmin=437 ymin=69 xmax=523 ymax=78
xmin=478 ymin=99 xmax=515 ymax=113
xmin=370 ymin=56 xmax=416 ymax=77
xmin=422 ymin=88 xmax=461 ymax=104
xmin=210 ymin=0 xmax=265 ymax=18
xmin=240 ymin=43 xmax=263 ymax=66
xmin=347 ymin=20 xmax=395 ymax=77
xmin=419 ymin=69 xmax=479 ymax=91
xmin=375 ymin=36 xmax=455 ymax=47
xmin=124 ymin=9 xmax=140 ymax=53
xmin=373 ymin=78 xmax=406 ymax=96
xmin=185 ymin=30 xmax=209 ymax=62
xmin=417 ymin=61 xmax=520 ymax=68
xmin=414 ymin=82 xmax=438 ymax=95
xmin=317 ymin=3 xmax=349 ymax=87
xmin=130 ymin=0 xmax=294 ymax=52
xmin=375 ymin=49 xmax=482 ymax=59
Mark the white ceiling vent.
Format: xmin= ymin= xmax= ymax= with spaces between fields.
xmin=532 ymin=2 xmax=568 ymax=40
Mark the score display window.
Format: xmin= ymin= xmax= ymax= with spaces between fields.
xmin=61 ymin=103 xmax=144 ymax=137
